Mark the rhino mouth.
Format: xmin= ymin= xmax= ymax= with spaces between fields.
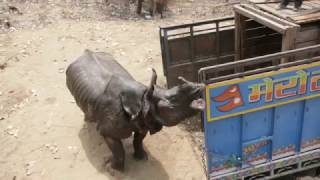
xmin=190 ymin=83 xmax=205 ymax=110
xmin=191 ymin=98 xmax=205 ymax=110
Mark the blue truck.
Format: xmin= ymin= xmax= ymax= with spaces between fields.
xmin=160 ymin=2 xmax=320 ymax=179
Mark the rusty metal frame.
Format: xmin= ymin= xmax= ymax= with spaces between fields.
xmin=159 ymin=16 xmax=234 ymax=77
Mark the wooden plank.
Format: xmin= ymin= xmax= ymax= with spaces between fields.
xmin=290 ymin=8 xmax=320 ymax=18
xmin=295 ymin=17 xmax=320 ymax=24
xmin=256 ymin=2 xmax=320 ymax=24
xmin=296 ymin=26 xmax=320 ymax=43
xmin=257 ymin=4 xmax=291 ymax=19
xmin=234 ymin=5 xmax=288 ymax=34
xmin=290 ymin=12 xmax=320 ymax=24
xmin=296 ymin=40 xmax=319 ymax=48
xmin=243 ymin=4 xmax=300 ymax=28
xmin=302 ymin=1 xmax=320 ymax=9
xmin=312 ymin=0 xmax=320 ymax=6
xmin=281 ymin=27 xmax=298 ymax=63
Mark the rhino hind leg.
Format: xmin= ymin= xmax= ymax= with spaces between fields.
xmin=133 ymin=132 xmax=148 ymax=160
xmin=104 ymin=136 xmax=125 ymax=171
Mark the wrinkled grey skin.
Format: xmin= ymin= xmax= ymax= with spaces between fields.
xmin=66 ymin=50 xmax=205 ymax=171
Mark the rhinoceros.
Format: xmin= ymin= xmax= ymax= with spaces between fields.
xmin=136 ymin=0 xmax=167 ymax=18
xmin=66 ymin=50 xmax=205 ymax=171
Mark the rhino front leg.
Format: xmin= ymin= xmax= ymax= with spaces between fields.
xmin=137 ymin=0 xmax=143 ymax=14
xmin=104 ymin=136 xmax=125 ymax=171
xmin=133 ymin=132 xmax=148 ymax=160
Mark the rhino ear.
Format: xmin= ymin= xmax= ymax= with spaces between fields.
xmin=120 ymin=91 xmax=143 ymax=121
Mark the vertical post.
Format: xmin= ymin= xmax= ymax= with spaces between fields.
xmin=163 ymin=29 xmax=172 ymax=87
xmin=235 ymin=12 xmax=241 ymax=61
xmin=190 ymin=26 xmax=197 ymax=83
xmin=159 ymin=28 xmax=167 ymax=76
xmin=212 ymin=21 xmax=220 ymax=78
xmin=137 ymin=0 xmax=143 ymax=14
xmin=190 ymin=26 xmax=195 ymax=62
xmin=198 ymin=69 xmax=206 ymax=132
xmin=281 ymin=27 xmax=298 ymax=63
xmin=235 ymin=12 xmax=245 ymax=73
xmin=216 ymin=21 xmax=220 ymax=59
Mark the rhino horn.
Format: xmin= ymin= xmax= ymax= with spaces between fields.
xmin=147 ymin=68 xmax=157 ymax=98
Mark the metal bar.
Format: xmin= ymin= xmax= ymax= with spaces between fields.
xmin=160 ymin=16 xmax=234 ymax=31
xmin=167 ymin=32 xmax=191 ymax=38
xmin=199 ymin=44 xmax=320 ymax=75
xmin=163 ymin=29 xmax=171 ymax=69
xmin=211 ymin=149 xmax=320 ymax=180
xmin=159 ymin=28 xmax=167 ymax=76
xmin=204 ymin=56 xmax=320 ymax=84
xmin=170 ymin=54 xmax=235 ymax=69
xmin=166 ymin=25 xmax=235 ymax=38
xmin=265 ymin=163 xmax=320 ymax=179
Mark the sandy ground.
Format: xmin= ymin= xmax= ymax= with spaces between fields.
xmin=0 ymin=0 xmax=319 ymax=180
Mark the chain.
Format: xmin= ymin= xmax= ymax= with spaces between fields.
xmin=201 ymin=145 xmax=209 ymax=180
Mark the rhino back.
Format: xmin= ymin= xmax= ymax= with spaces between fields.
xmin=66 ymin=50 xmax=133 ymax=110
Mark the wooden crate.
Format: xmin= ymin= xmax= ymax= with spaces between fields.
xmin=234 ymin=1 xmax=320 ymax=66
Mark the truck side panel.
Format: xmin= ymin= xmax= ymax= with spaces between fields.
xmin=272 ymin=102 xmax=304 ymax=160
xmin=205 ymin=97 xmax=320 ymax=178
xmin=242 ymin=109 xmax=273 ymax=166
xmin=204 ymin=116 xmax=242 ymax=176
xmin=301 ymin=98 xmax=320 ymax=152
xmin=203 ymin=60 xmax=320 ymax=179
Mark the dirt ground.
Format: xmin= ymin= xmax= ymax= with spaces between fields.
xmin=0 ymin=0 xmax=318 ymax=180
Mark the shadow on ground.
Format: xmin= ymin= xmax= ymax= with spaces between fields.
xmin=78 ymin=122 xmax=169 ymax=180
